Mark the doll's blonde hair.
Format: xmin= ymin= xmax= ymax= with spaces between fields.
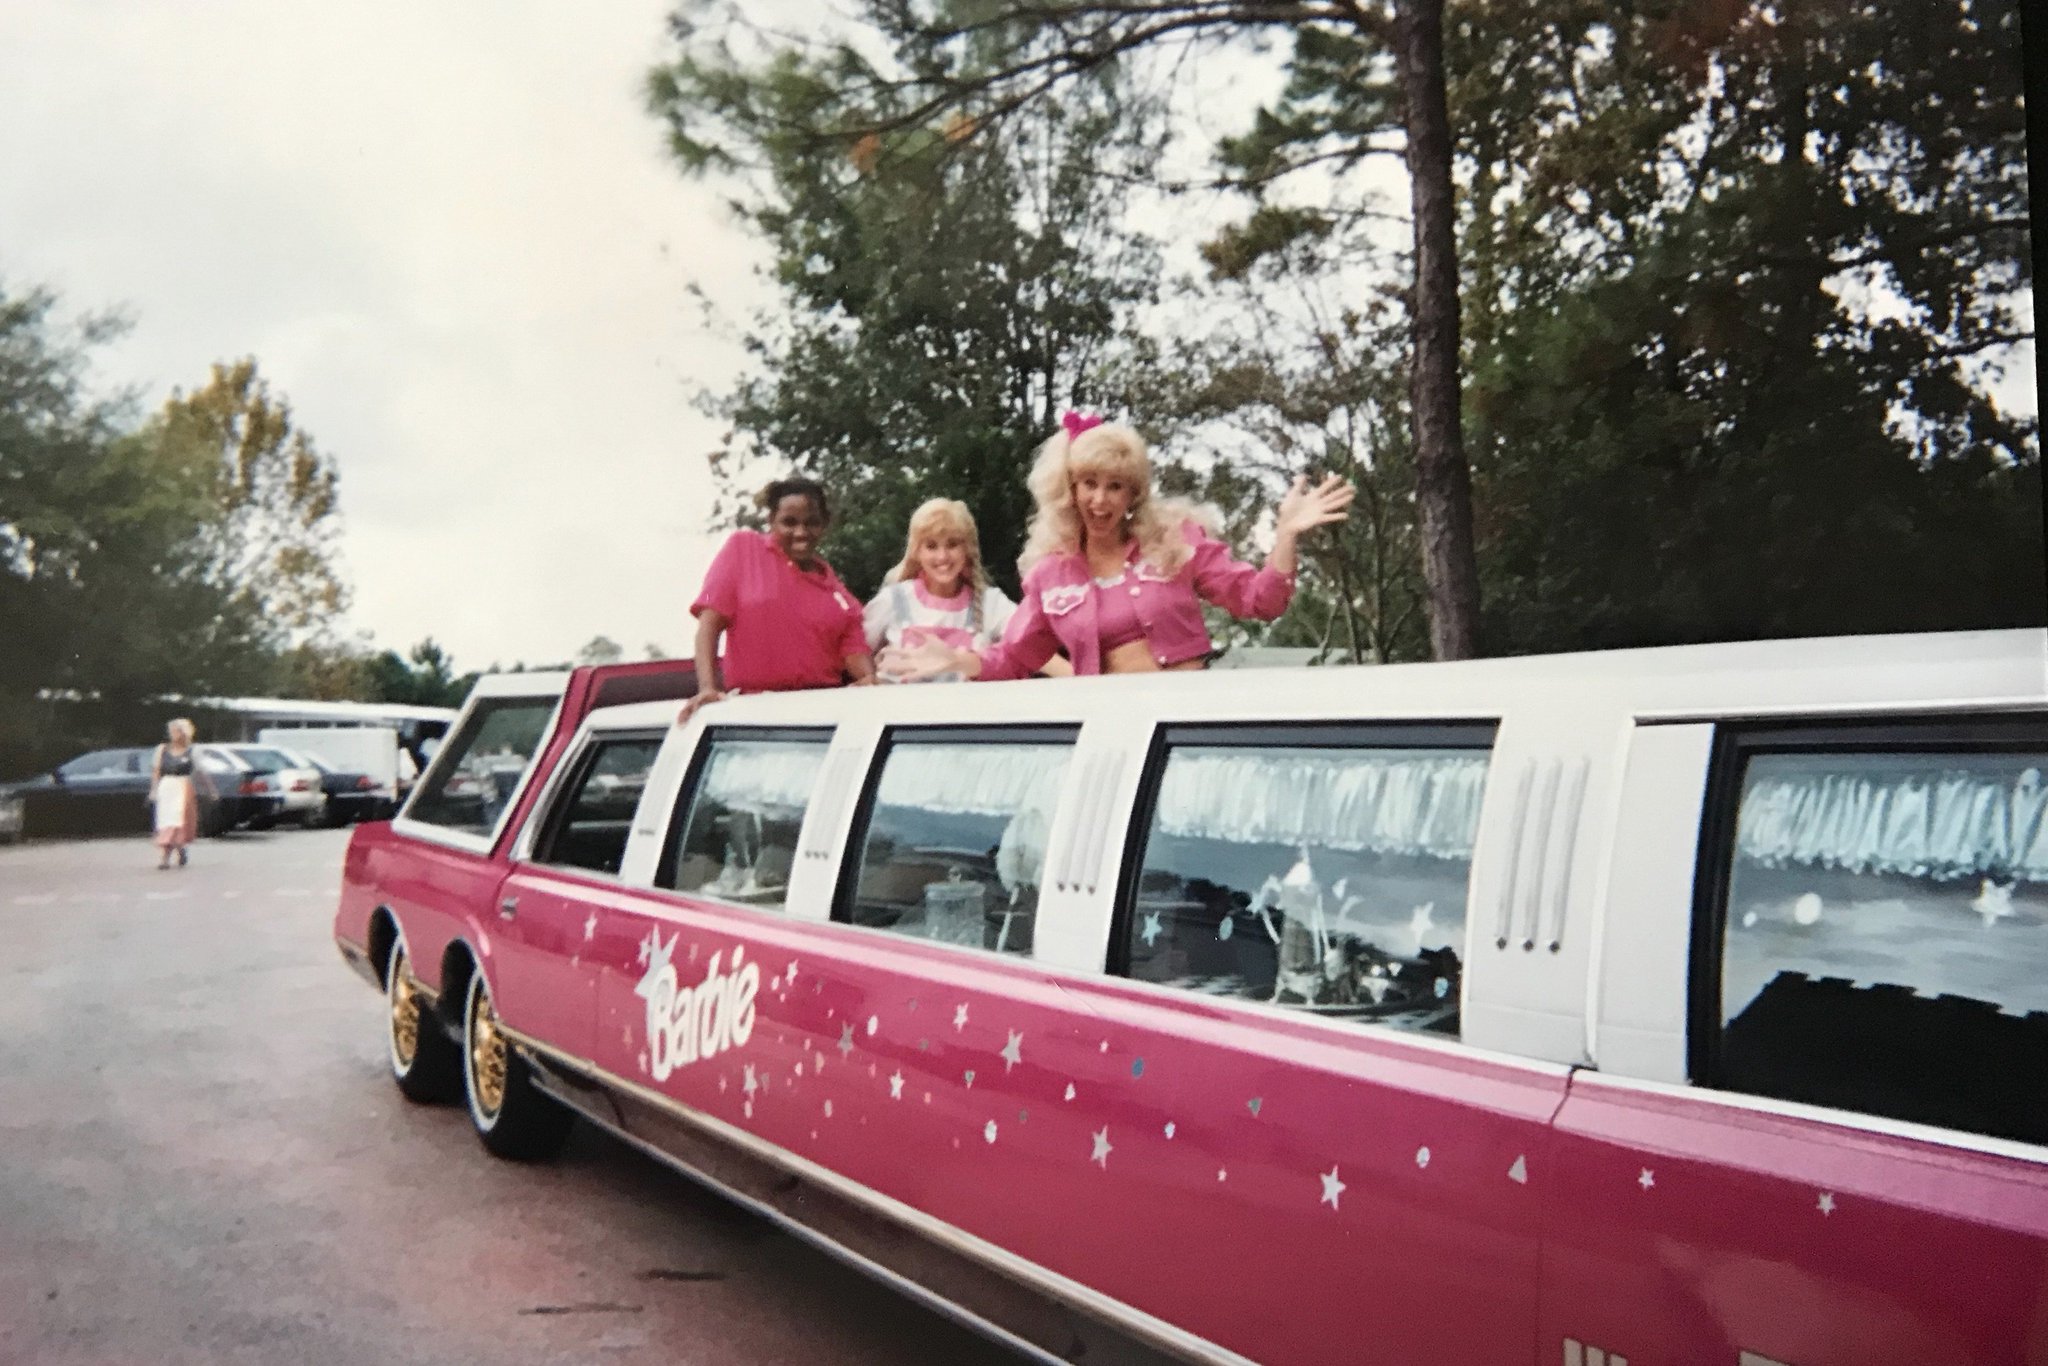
xmin=884 ymin=498 xmax=992 ymax=628
xmin=166 ymin=718 xmax=196 ymax=745
xmin=1017 ymin=423 xmax=1217 ymax=575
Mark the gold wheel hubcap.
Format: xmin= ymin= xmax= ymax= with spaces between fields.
xmin=470 ymin=985 xmax=507 ymax=1117
xmin=389 ymin=950 xmax=420 ymax=1068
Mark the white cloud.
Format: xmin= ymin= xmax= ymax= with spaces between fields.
xmin=0 ymin=0 xmax=760 ymax=669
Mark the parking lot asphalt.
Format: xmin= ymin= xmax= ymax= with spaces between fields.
xmin=0 ymin=828 xmax=1024 ymax=1366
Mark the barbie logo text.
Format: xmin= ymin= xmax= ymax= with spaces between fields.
xmin=633 ymin=931 xmax=760 ymax=1081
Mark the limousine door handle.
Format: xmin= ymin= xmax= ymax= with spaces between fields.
xmin=498 ymin=895 xmax=519 ymax=921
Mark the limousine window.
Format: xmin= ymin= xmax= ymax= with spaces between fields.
xmin=406 ymin=696 xmax=557 ymax=834
xmin=1124 ymin=727 xmax=1492 ymax=1036
xmin=1714 ymin=739 xmax=2048 ymax=1146
xmin=841 ymin=729 xmax=1076 ymax=954
xmin=660 ymin=728 xmax=831 ymax=911
xmin=529 ymin=734 xmax=663 ymax=875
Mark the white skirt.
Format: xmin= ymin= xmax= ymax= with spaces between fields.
xmin=154 ymin=775 xmax=194 ymax=832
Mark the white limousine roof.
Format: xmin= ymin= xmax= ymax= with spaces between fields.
xmin=583 ymin=628 xmax=2046 ymax=733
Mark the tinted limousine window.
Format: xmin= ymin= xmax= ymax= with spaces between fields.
xmin=531 ymin=733 xmax=664 ymax=876
xmin=658 ymin=727 xmax=832 ymax=912
xmin=840 ymin=728 xmax=1076 ymax=955
xmin=1709 ymin=722 xmax=2048 ymax=1146
xmin=1122 ymin=724 xmax=1494 ymax=1036
xmin=406 ymin=696 xmax=557 ymax=835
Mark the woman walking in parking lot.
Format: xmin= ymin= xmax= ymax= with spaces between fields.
xmin=149 ymin=718 xmax=200 ymax=869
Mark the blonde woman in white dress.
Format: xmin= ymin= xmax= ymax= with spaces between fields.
xmin=149 ymin=718 xmax=200 ymax=869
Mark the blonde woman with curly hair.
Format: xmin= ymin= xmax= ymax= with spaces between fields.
xmin=865 ymin=498 xmax=1071 ymax=682
xmin=883 ymin=414 xmax=1351 ymax=680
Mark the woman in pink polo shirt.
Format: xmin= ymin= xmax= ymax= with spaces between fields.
xmin=687 ymin=477 xmax=876 ymax=714
xmin=883 ymin=416 xmax=1352 ymax=681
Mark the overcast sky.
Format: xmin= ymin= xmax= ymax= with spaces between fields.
xmin=4 ymin=7 xmax=2035 ymax=677
xmin=1 ymin=1 xmax=755 ymax=671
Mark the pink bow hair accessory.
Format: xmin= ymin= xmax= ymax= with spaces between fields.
xmin=1060 ymin=410 xmax=1104 ymax=441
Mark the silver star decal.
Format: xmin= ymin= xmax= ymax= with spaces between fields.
xmin=1140 ymin=910 xmax=1163 ymax=946
xmin=888 ymin=1070 xmax=904 ymax=1100
xmin=1320 ymin=1166 xmax=1346 ymax=1209
xmin=953 ymin=1003 xmax=970 ymax=1031
xmin=984 ymin=1120 xmax=998 ymax=1144
xmin=742 ymin=1064 xmax=758 ymax=1097
xmin=583 ymin=910 xmax=597 ymax=940
xmin=837 ymin=1022 xmax=855 ymax=1058
xmin=999 ymin=1030 xmax=1023 ymax=1072
xmin=1091 ymin=1127 xmax=1112 ymax=1168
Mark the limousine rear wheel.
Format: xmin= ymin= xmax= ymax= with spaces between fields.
xmin=462 ymin=972 xmax=573 ymax=1161
xmin=387 ymin=944 xmax=460 ymax=1103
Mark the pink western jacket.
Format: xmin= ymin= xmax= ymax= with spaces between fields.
xmin=978 ymin=522 xmax=1294 ymax=679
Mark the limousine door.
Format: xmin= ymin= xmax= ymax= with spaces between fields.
xmin=1549 ymin=719 xmax=2048 ymax=1365
xmin=491 ymin=731 xmax=670 ymax=1062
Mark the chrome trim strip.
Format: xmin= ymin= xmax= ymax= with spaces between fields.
xmin=1495 ymin=759 xmax=1535 ymax=948
xmin=500 ymin=1024 xmax=1259 ymax=1366
xmin=1540 ymin=758 xmax=1588 ymax=953
xmin=1572 ymin=1069 xmax=2048 ymax=1168
xmin=334 ymin=935 xmax=380 ymax=989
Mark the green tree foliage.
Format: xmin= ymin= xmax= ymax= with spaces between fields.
xmin=1445 ymin=0 xmax=2041 ymax=649
xmin=657 ymin=0 xmax=1484 ymax=652
xmin=1162 ymin=250 xmax=1431 ymax=663
xmin=576 ymin=634 xmax=626 ymax=665
xmin=649 ymin=22 xmax=1165 ymax=596
xmin=0 ymin=287 xmax=371 ymax=775
xmin=139 ymin=358 xmax=350 ymax=638
xmin=364 ymin=638 xmax=478 ymax=709
xmin=0 ymin=285 xmax=286 ymax=774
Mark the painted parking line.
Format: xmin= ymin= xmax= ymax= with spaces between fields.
xmin=11 ymin=894 xmax=57 ymax=906
xmin=144 ymin=891 xmax=190 ymax=901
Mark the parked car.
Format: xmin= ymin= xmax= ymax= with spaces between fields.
xmin=275 ymin=746 xmax=394 ymax=825
xmin=0 ymin=745 xmax=248 ymax=839
xmin=193 ymin=747 xmax=287 ymax=833
xmin=214 ymin=744 xmax=326 ymax=828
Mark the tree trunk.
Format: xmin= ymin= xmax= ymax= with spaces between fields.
xmin=1394 ymin=0 xmax=1482 ymax=659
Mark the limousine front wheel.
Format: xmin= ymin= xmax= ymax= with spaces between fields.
xmin=387 ymin=944 xmax=459 ymax=1103
xmin=462 ymin=972 xmax=573 ymax=1161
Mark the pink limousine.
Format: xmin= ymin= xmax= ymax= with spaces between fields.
xmin=332 ymin=630 xmax=2048 ymax=1366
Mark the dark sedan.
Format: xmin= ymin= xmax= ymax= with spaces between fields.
xmin=277 ymin=747 xmax=397 ymax=826
xmin=0 ymin=745 xmax=282 ymax=840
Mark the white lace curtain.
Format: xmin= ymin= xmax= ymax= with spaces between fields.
xmin=875 ymin=745 xmax=1071 ymax=817
xmin=701 ymin=740 xmax=829 ymax=811
xmin=704 ymin=740 xmax=1071 ymax=821
xmin=1738 ymin=757 xmax=2048 ymax=881
xmin=1154 ymin=748 xmax=1489 ymax=857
